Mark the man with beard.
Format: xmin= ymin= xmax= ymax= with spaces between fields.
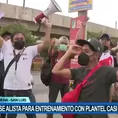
xmin=0 ymin=18 xmax=51 ymax=118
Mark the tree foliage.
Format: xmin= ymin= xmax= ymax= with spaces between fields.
xmin=0 ymin=23 xmax=36 ymax=46
xmin=87 ymin=31 xmax=103 ymax=40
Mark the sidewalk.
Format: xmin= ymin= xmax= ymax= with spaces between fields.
xmin=17 ymin=72 xmax=62 ymax=118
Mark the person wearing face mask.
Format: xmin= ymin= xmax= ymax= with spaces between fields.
xmin=52 ymin=38 xmax=118 ymax=118
xmin=47 ymin=36 xmax=70 ymax=118
xmin=99 ymin=34 xmax=116 ymax=103
xmin=0 ymin=31 xmax=11 ymax=118
xmin=99 ymin=33 xmax=114 ymax=67
xmin=0 ymin=18 xmax=51 ymax=118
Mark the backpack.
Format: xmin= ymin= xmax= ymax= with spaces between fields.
xmin=41 ymin=52 xmax=58 ymax=86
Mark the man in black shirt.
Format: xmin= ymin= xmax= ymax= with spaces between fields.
xmin=52 ymin=39 xmax=118 ymax=118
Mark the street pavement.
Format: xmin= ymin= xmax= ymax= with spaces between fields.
xmin=16 ymin=71 xmax=117 ymax=118
xmin=17 ymin=71 xmax=61 ymax=118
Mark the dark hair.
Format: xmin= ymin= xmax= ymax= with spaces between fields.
xmin=11 ymin=32 xmax=25 ymax=41
xmin=76 ymin=39 xmax=96 ymax=52
xmin=1 ymin=31 xmax=11 ymax=38
xmin=100 ymin=33 xmax=110 ymax=40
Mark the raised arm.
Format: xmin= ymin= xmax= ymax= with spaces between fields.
xmin=48 ymin=39 xmax=56 ymax=56
xmin=75 ymin=17 xmax=89 ymax=40
xmin=0 ymin=36 xmax=4 ymax=48
xmin=37 ymin=18 xmax=52 ymax=53
xmin=52 ymin=44 xmax=82 ymax=79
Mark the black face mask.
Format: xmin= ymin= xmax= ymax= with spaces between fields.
xmin=103 ymin=45 xmax=108 ymax=51
xmin=14 ymin=40 xmax=25 ymax=50
xmin=78 ymin=52 xmax=90 ymax=66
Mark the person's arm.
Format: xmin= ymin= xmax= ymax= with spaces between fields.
xmin=48 ymin=46 xmax=53 ymax=56
xmin=52 ymin=52 xmax=72 ymax=79
xmin=75 ymin=23 xmax=85 ymax=40
xmin=0 ymin=36 xmax=4 ymax=48
xmin=106 ymin=68 xmax=118 ymax=102
xmin=75 ymin=17 xmax=89 ymax=40
xmin=48 ymin=40 xmax=55 ymax=56
xmin=52 ymin=44 xmax=82 ymax=79
xmin=37 ymin=18 xmax=52 ymax=53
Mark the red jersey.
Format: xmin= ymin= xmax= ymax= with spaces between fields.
xmin=99 ymin=52 xmax=114 ymax=67
xmin=51 ymin=51 xmax=70 ymax=84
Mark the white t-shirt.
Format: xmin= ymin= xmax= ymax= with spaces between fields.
xmin=1 ymin=41 xmax=38 ymax=90
xmin=0 ymin=40 xmax=12 ymax=61
xmin=99 ymin=51 xmax=114 ymax=67
xmin=7 ymin=39 xmax=12 ymax=45
xmin=0 ymin=50 xmax=3 ymax=61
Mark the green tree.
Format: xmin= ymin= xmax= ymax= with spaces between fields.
xmin=87 ymin=31 xmax=103 ymax=40
xmin=0 ymin=23 xmax=36 ymax=46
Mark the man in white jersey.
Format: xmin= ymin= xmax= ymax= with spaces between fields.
xmin=99 ymin=33 xmax=114 ymax=67
xmin=99 ymin=33 xmax=116 ymax=103
xmin=0 ymin=18 xmax=51 ymax=118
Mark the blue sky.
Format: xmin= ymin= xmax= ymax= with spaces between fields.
xmin=0 ymin=0 xmax=117 ymax=28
